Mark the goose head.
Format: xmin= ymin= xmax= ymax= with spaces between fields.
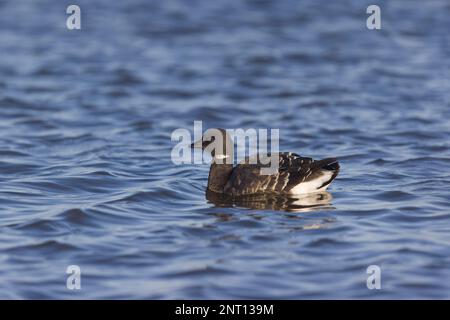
xmin=191 ymin=128 xmax=234 ymax=163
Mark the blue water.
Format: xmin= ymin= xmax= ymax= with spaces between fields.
xmin=1 ymin=0 xmax=450 ymax=299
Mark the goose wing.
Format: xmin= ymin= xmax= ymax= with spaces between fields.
xmin=223 ymin=152 xmax=339 ymax=196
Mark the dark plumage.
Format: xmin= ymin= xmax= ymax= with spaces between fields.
xmin=206 ymin=190 xmax=333 ymax=212
xmin=192 ymin=128 xmax=340 ymax=196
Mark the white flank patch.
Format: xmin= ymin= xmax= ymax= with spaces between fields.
xmin=289 ymin=171 xmax=334 ymax=195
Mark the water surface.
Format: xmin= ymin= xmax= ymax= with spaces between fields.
xmin=1 ymin=0 xmax=450 ymax=299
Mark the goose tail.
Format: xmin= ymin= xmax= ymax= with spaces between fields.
xmin=314 ymin=158 xmax=340 ymax=190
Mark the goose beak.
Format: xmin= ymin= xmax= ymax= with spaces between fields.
xmin=191 ymin=138 xmax=211 ymax=149
xmin=191 ymin=139 xmax=204 ymax=149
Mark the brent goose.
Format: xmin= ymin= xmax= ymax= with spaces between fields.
xmin=192 ymin=128 xmax=340 ymax=196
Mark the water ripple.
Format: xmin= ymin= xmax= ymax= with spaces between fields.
xmin=0 ymin=0 xmax=450 ymax=299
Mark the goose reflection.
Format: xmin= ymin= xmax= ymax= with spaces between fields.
xmin=206 ymin=190 xmax=334 ymax=213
